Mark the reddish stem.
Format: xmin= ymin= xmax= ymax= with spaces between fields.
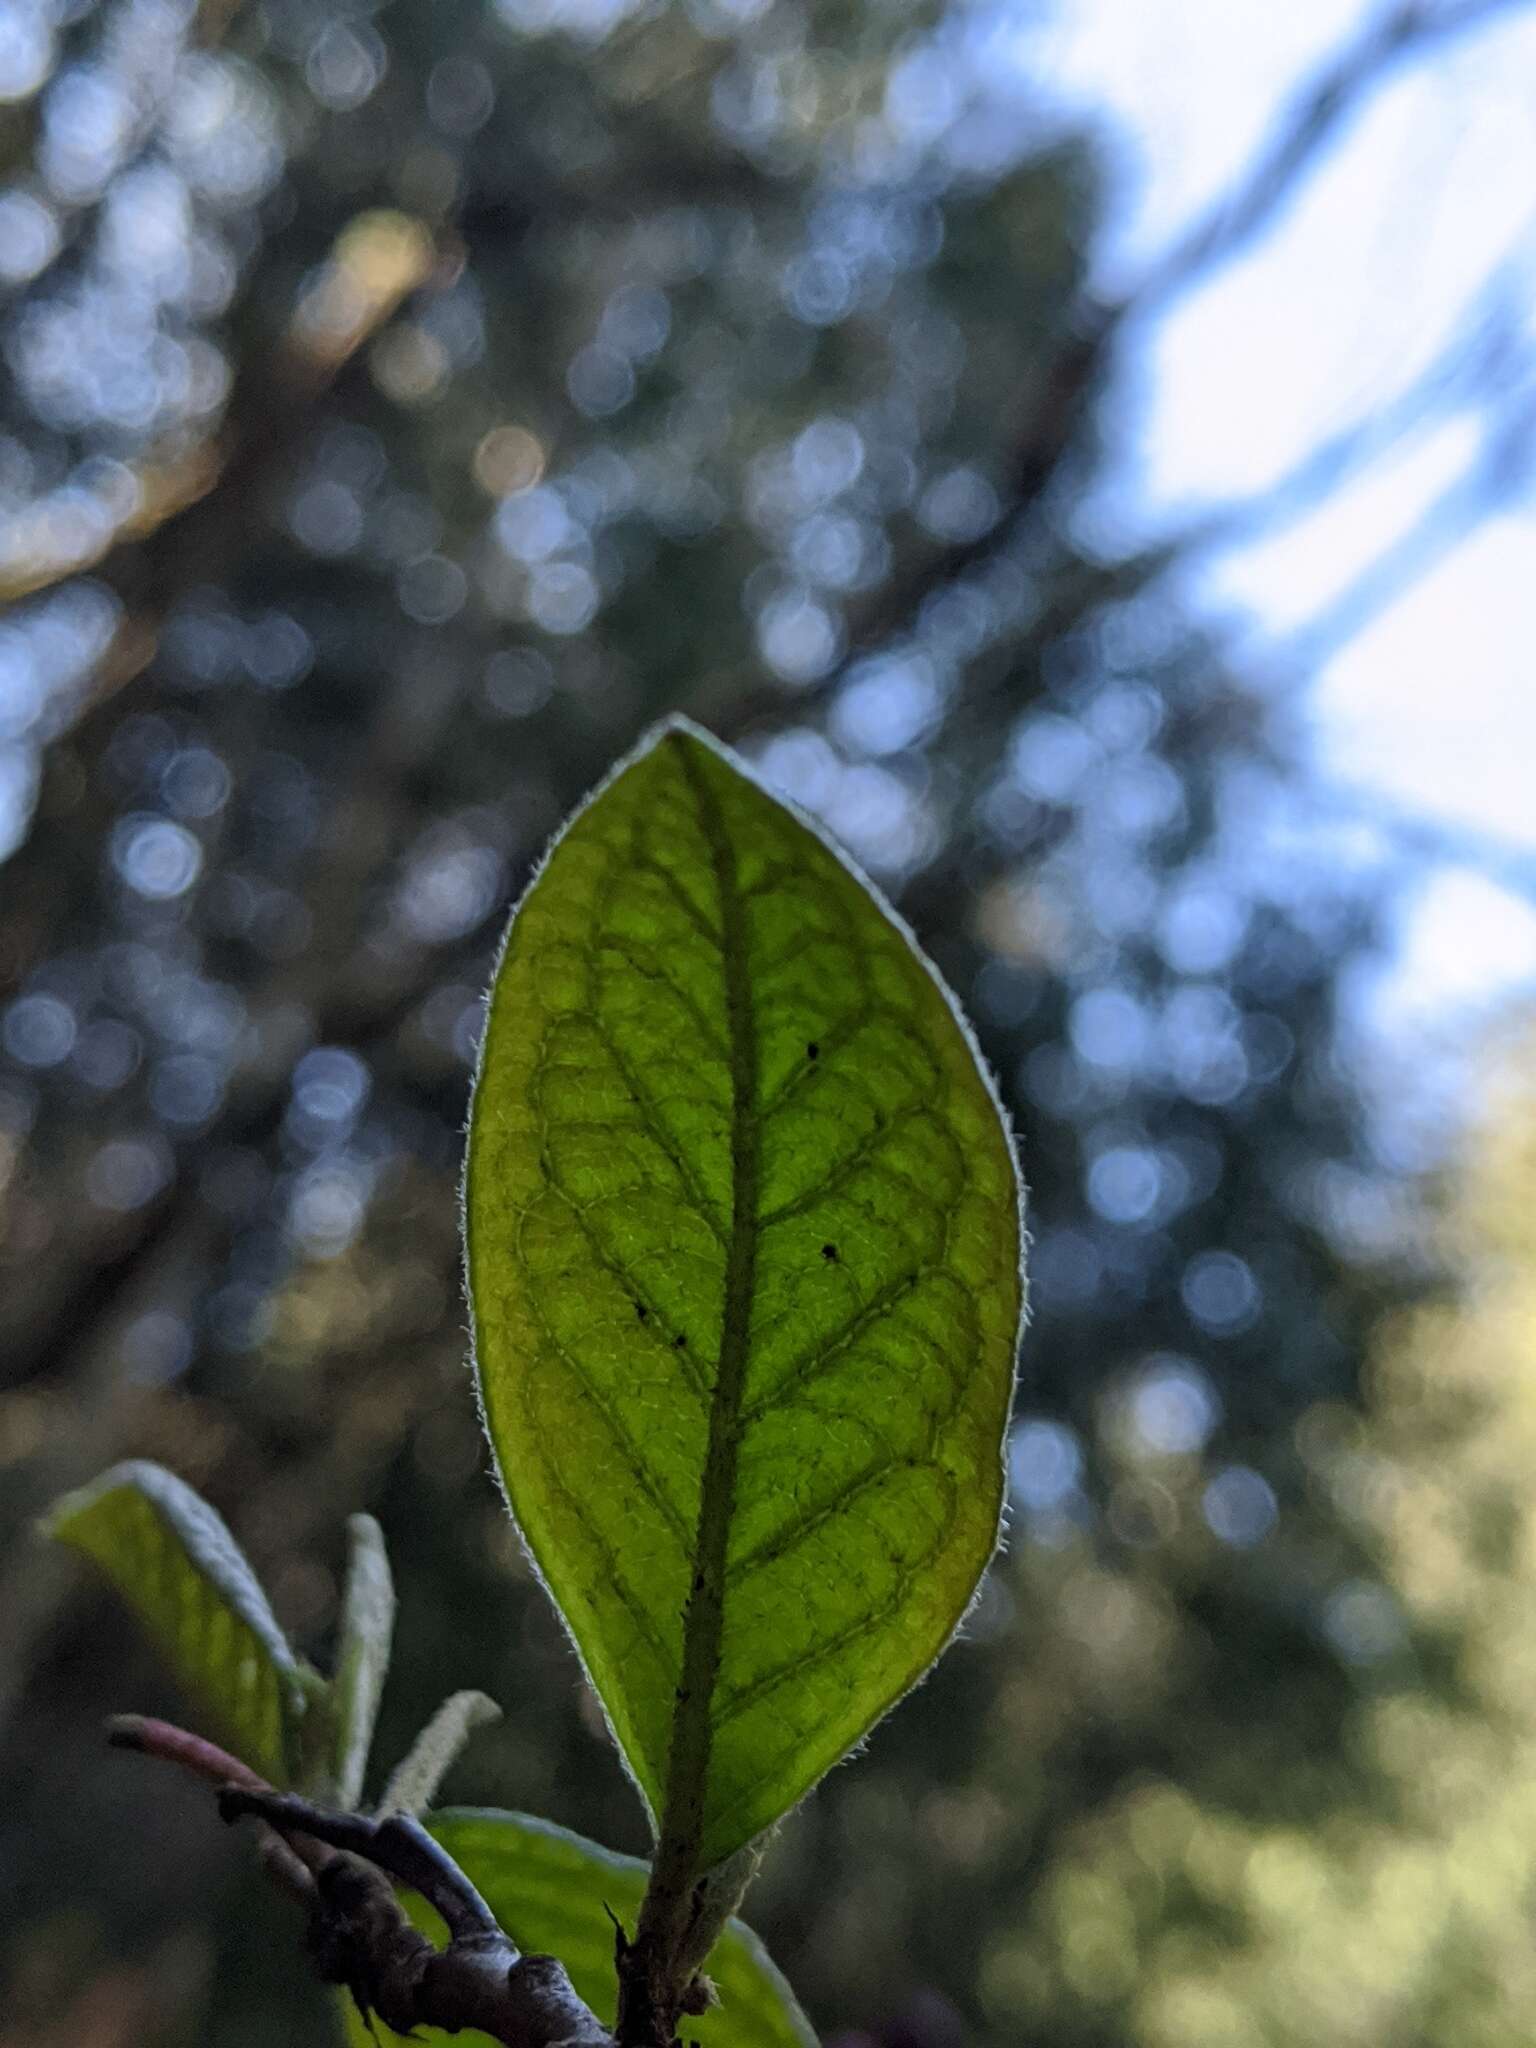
xmin=106 ymin=1714 xmax=316 ymax=1898
xmin=107 ymin=1714 xmax=266 ymax=1788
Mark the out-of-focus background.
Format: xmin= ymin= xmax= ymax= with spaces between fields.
xmin=4 ymin=0 xmax=1536 ymax=2041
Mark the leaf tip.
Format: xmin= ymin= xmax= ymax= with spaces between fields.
xmin=38 ymin=1457 xmax=158 ymax=1545
xmin=620 ymin=710 xmax=734 ymax=783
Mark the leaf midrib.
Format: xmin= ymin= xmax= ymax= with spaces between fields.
xmin=648 ymin=734 xmax=761 ymax=1892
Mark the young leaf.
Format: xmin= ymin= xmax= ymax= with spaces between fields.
xmin=466 ymin=719 xmax=1023 ymax=1874
xmin=332 ymin=1513 xmax=396 ymax=1808
xmin=341 ymin=1808 xmax=816 ymax=2048
xmin=379 ymin=1689 xmax=501 ymax=1816
xmin=43 ymin=1460 xmax=314 ymax=1784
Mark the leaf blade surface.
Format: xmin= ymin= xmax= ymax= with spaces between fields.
xmin=43 ymin=1459 xmax=308 ymax=1783
xmin=467 ymin=720 xmax=1022 ymax=1867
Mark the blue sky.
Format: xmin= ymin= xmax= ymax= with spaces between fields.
xmin=1011 ymin=0 xmax=1536 ymax=1052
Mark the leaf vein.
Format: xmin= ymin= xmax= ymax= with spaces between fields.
xmin=511 ymin=1189 xmax=697 ymax=1551
xmin=739 ymin=1266 xmax=933 ymax=1424
xmin=596 ymin=937 xmax=732 ymax=1062
xmin=568 ymin=1013 xmax=730 ymax=1251
xmin=727 ymin=1445 xmax=959 ymax=1587
xmin=538 ymin=1175 xmax=711 ymax=1406
xmin=757 ymin=1097 xmax=952 ymax=1230
xmin=514 ymin=1357 xmax=677 ymax=1679
xmin=713 ymin=1513 xmax=954 ymax=1729
xmin=626 ymin=836 xmax=724 ymax=947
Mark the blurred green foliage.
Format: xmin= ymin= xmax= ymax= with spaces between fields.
xmin=0 ymin=0 xmax=1485 ymax=2043
xmin=964 ymin=1029 xmax=1536 ymax=2048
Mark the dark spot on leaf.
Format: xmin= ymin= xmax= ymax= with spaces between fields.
xmin=821 ymin=1243 xmax=838 ymax=1262
xmin=806 ymin=1041 xmax=819 ymax=1060
xmin=672 ymin=1333 xmax=686 ymax=1349
xmin=635 ymin=1302 xmax=648 ymax=1322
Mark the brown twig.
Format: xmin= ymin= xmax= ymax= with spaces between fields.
xmin=108 ymin=1717 xmax=613 ymax=2048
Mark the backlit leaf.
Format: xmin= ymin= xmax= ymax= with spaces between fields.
xmin=341 ymin=1807 xmax=816 ymax=2048
xmin=43 ymin=1459 xmax=314 ymax=1783
xmin=466 ymin=719 xmax=1023 ymax=1872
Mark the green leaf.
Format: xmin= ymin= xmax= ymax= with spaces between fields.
xmin=466 ymin=719 xmax=1023 ymax=1872
xmin=332 ymin=1513 xmax=396 ymax=1808
xmin=42 ymin=1460 xmax=312 ymax=1783
xmin=340 ymin=1808 xmax=816 ymax=2048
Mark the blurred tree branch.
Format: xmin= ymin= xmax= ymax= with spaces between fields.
xmin=1138 ymin=0 xmax=1536 ymax=309
xmin=713 ymin=0 xmax=1536 ymax=740
xmin=1277 ymin=381 xmax=1536 ymax=665
xmin=3 ymin=0 xmax=1527 ymax=1555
